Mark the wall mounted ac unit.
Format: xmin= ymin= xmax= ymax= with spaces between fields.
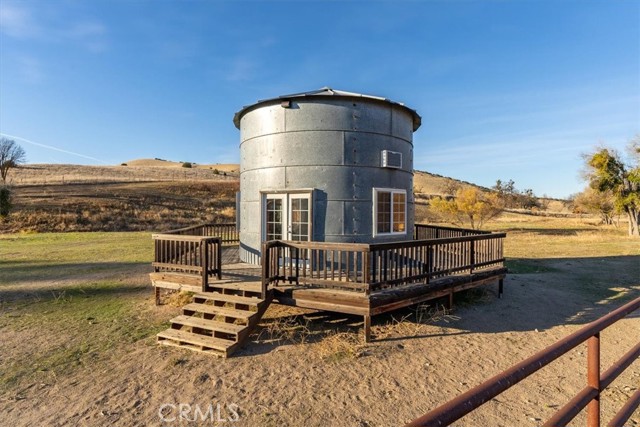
xmin=381 ymin=150 xmax=402 ymax=169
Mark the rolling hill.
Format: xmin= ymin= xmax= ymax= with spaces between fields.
xmin=0 ymin=161 xmax=569 ymax=233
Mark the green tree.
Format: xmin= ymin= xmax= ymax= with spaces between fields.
xmin=583 ymin=138 xmax=640 ymax=236
xmin=429 ymin=187 xmax=504 ymax=229
xmin=0 ymin=137 xmax=27 ymax=184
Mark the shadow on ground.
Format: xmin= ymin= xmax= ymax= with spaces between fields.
xmin=241 ymin=254 xmax=639 ymax=353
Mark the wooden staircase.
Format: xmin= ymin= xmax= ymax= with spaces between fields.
xmin=157 ymin=281 xmax=271 ymax=357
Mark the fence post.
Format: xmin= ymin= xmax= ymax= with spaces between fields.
xmin=587 ymin=333 xmax=600 ymax=427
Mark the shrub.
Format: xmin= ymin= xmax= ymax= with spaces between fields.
xmin=120 ymin=163 xmax=127 ymax=166
xmin=182 ymin=162 xmax=192 ymax=168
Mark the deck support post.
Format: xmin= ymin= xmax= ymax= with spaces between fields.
xmin=498 ymin=278 xmax=504 ymax=299
xmin=364 ymin=315 xmax=371 ymax=343
xmin=155 ymin=287 xmax=161 ymax=306
xmin=447 ymin=291 xmax=454 ymax=310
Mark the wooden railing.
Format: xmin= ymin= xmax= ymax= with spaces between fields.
xmin=262 ymin=241 xmax=371 ymax=295
xmin=152 ymin=234 xmax=222 ymax=292
xmin=262 ymin=228 xmax=506 ymax=295
xmin=405 ymin=296 xmax=640 ymax=427
xmin=162 ymin=223 xmax=238 ymax=245
xmin=414 ymin=223 xmax=491 ymax=240
xmin=369 ymin=233 xmax=505 ymax=292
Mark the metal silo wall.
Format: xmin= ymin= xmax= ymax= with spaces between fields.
xmin=238 ymin=98 xmax=415 ymax=264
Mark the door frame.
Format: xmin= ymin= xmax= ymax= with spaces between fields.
xmin=261 ymin=189 xmax=313 ymax=242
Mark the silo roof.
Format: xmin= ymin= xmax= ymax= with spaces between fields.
xmin=233 ymin=87 xmax=422 ymax=131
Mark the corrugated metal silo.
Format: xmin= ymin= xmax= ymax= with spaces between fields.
xmin=233 ymin=87 xmax=421 ymax=264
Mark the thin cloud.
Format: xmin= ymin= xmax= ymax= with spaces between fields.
xmin=0 ymin=2 xmax=40 ymax=39
xmin=0 ymin=3 xmax=108 ymax=52
xmin=0 ymin=133 xmax=108 ymax=164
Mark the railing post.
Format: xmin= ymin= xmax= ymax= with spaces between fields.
xmin=587 ymin=333 xmax=601 ymax=427
xmin=216 ymin=237 xmax=222 ymax=280
xmin=261 ymin=242 xmax=269 ymax=299
xmin=364 ymin=249 xmax=371 ymax=295
xmin=201 ymin=239 xmax=208 ymax=293
xmin=469 ymin=239 xmax=475 ymax=274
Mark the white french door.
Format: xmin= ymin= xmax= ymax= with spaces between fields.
xmin=264 ymin=193 xmax=311 ymax=242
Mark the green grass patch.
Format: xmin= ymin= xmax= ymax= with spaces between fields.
xmin=0 ymin=231 xmax=153 ymax=285
xmin=505 ymin=259 xmax=558 ymax=274
xmin=0 ymin=281 xmax=168 ymax=391
xmin=0 ymin=232 xmax=166 ymax=392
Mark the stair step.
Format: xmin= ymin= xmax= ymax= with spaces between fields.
xmin=193 ymin=292 xmax=262 ymax=307
xmin=171 ymin=315 xmax=245 ymax=335
xmin=182 ymin=303 xmax=255 ymax=320
xmin=157 ymin=328 xmax=234 ymax=353
xmin=209 ymin=281 xmax=262 ymax=293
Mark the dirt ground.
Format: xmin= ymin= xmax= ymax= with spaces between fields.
xmin=1 ymin=256 xmax=638 ymax=427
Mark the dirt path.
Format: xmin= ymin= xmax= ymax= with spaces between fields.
xmin=1 ymin=261 xmax=638 ymax=426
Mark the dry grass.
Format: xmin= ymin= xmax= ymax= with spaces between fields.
xmin=8 ymin=162 xmax=239 ymax=186
xmin=255 ymin=308 xmax=370 ymax=362
xmin=315 ymin=332 xmax=367 ymax=362
xmin=258 ymin=315 xmax=314 ymax=345
xmin=1 ymin=179 xmax=239 ymax=233
xmin=162 ymin=291 xmax=195 ymax=307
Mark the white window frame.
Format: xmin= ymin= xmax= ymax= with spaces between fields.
xmin=372 ymin=188 xmax=407 ymax=237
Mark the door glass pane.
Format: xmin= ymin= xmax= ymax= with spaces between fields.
xmin=290 ymin=196 xmax=310 ymax=242
xmin=266 ymin=198 xmax=283 ymax=241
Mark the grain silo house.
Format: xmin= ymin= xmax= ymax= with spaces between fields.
xmin=233 ymin=87 xmax=422 ymax=264
xmin=150 ymin=87 xmax=507 ymax=357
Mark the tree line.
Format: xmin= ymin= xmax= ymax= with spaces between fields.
xmin=427 ymin=135 xmax=639 ymax=236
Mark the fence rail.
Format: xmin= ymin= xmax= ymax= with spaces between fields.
xmin=162 ymin=223 xmax=239 ymax=244
xmin=262 ymin=226 xmax=505 ymax=295
xmin=414 ymin=224 xmax=491 ymax=240
xmin=405 ymin=296 xmax=640 ymax=427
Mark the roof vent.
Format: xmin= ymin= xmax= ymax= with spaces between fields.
xmin=381 ymin=150 xmax=402 ymax=169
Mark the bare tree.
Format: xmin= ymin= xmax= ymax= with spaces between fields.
xmin=0 ymin=137 xmax=26 ymax=184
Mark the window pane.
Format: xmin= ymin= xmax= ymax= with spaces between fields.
xmin=393 ymin=192 xmax=406 ymax=232
xmin=377 ymin=191 xmax=391 ymax=233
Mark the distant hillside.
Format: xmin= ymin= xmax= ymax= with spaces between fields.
xmin=8 ymin=162 xmax=238 ymax=186
xmin=0 ymin=163 xmax=569 ymax=233
xmin=413 ymin=169 xmax=570 ymax=214
xmin=2 ymin=163 xmax=238 ymax=233
xmin=413 ymin=170 xmax=490 ymax=197
xmin=125 ymin=158 xmax=239 ymax=173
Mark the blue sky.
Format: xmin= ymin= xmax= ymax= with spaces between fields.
xmin=1 ymin=1 xmax=638 ymax=198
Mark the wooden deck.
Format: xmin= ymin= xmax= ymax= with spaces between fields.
xmin=150 ymin=223 xmax=507 ymax=354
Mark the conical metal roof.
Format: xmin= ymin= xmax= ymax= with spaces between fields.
xmin=233 ymin=87 xmax=421 ymax=131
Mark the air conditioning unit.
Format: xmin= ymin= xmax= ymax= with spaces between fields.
xmin=381 ymin=150 xmax=402 ymax=169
